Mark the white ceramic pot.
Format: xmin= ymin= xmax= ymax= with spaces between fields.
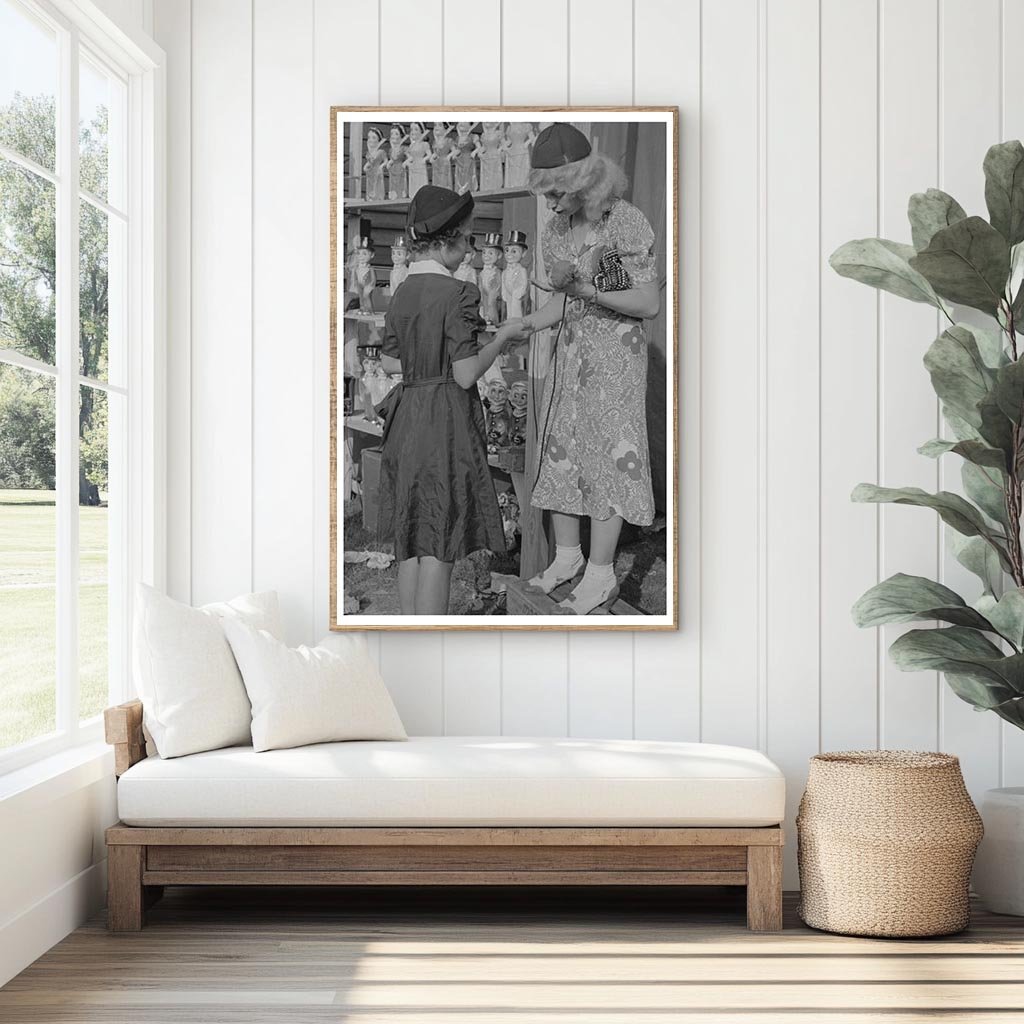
xmin=973 ymin=787 xmax=1024 ymax=916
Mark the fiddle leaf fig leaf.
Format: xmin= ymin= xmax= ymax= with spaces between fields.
xmin=888 ymin=627 xmax=1024 ymax=702
xmin=977 ymin=589 xmax=1024 ymax=649
xmin=909 ymin=217 xmax=1011 ymax=315
xmin=962 ymin=461 xmax=1009 ymax=528
xmin=968 ymin=322 xmax=1012 ymax=369
xmin=984 ymin=140 xmax=1024 ymax=246
xmin=852 ymin=573 xmax=994 ymax=630
xmin=923 ymin=325 xmax=997 ymax=428
xmin=950 ymin=532 xmax=1004 ymax=597
xmin=918 ymin=437 xmax=1007 ymax=471
xmin=851 ymin=484 xmax=1010 ymax=558
xmin=942 ymin=407 xmax=983 ymax=442
xmin=944 ymin=671 xmax=1024 ymax=714
xmin=830 ymin=238 xmax=942 ymax=307
xmin=908 ymin=189 xmax=968 ymax=251
xmin=977 ymin=392 xmax=1016 ymax=458
xmin=993 ymin=357 xmax=1024 ymax=423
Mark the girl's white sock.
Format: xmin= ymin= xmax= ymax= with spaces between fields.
xmin=527 ymin=544 xmax=585 ymax=594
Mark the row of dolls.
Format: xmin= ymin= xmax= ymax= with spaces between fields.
xmin=482 ymin=368 xmax=529 ymax=455
xmin=348 ymin=230 xmax=532 ymax=325
xmin=363 ymin=121 xmax=537 ymax=201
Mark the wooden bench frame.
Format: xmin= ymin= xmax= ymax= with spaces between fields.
xmin=104 ymin=700 xmax=784 ymax=932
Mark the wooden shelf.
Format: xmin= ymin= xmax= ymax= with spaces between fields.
xmin=343 ymin=187 xmax=534 ymax=213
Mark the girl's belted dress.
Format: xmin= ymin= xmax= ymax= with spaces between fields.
xmin=378 ymin=263 xmax=506 ymax=562
xmin=532 ymin=198 xmax=658 ymax=527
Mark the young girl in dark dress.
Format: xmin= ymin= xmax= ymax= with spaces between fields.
xmin=378 ymin=185 xmax=520 ymax=615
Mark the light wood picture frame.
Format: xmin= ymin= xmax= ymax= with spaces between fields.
xmin=330 ymin=107 xmax=678 ymax=630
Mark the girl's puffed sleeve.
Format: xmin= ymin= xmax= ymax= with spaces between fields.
xmin=445 ymin=282 xmax=486 ymax=363
xmin=382 ymin=308 xmax=400 ymax=360
xmin=615 ymin=202 xmax=658 ymax=285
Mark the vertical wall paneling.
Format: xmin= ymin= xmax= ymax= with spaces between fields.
xmin=764 ymin=0 xmax=821 ymax=882
xmin=878 ymin=0 xmax=941 ymax=751
xmin=380 ymin=633 xmax=445 ymax=735
xmin=163 ymin=0 xmax=1024 ymax=890
xmin=443 ymin=0 xmax=500 ymax=105
xmin=153 ymin=0 xmax=190 ymax=604
xmin=568 ymin=0 xmax=632 ymax=105
xmin=189 ymin=0 xmax=253 ymax=605
xmin=312 ymin=0 xmax=380 ymax=658
xmin=440 ymin=1 xmax=504 ymax=732
xmin=567 ymin=633 xmax=635 ymax=739
xmin=819 ymin=0 xmax=880 ymax=752
xmin=253 ymin=0 xmax=315 ymax=646
xmin=500 ymin=0 xmax=568 ymax=104
xmin=497 ymin=0 xmax=571 ymax=733
xmin=380 ymin=0 xmax=444 ymax=103
xmin=938 ymin=0 xmax=1002 ymax=794
xmin=500 ymin=633 xmax=570 ymax=735
xmin=699 ymin=0 xmax=761 ymax=749
xmin=1001 ymin=0 xmax=1024 ymax=785
xmin=631 ymin=0 xmax=700 ymax=742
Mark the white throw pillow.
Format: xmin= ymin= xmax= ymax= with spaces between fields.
xmin=133 ymin=584 xmax=283 ymax=758
xmin=222 ymin=621 xmax=407 ymax=752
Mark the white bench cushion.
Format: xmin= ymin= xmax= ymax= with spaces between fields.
xmin=117 ymin=736 xmax=785 ymax=828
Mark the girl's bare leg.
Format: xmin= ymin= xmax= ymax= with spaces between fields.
xmin=398 ymin=557 xmax=419 ymax=614
xmin=415 ymin=556 xmax=454 ymax=615
xmin=525 ymin=512 xmax=585 ymax=594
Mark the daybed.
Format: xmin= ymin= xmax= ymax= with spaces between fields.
xmin=104 ymin=699 xmax=786 ymax=932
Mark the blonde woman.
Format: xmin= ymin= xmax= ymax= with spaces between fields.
xmin=514 ymin=123 xmax=660 ymax=615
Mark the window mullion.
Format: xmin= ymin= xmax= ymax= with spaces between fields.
xmin=55 ymin=23 xmax=81 ymax=735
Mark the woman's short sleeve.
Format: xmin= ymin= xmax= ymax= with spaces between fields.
xmin=614 ymin=202 xmax=658 ymax=285
xmin=445 ymin=282 xmax=485 ymax=363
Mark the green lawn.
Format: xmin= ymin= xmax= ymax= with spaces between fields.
xmin=0 ymin=489 xmax=109 ymax=751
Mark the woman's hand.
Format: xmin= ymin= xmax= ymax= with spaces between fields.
xmin=563 ymin=279 xmax=596 ymax=301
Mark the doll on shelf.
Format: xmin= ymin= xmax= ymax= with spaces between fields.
xmin=386 ymin=123 xmax=410 ymax=199
xmin=505 ymin=367 xmax=529 ymax=447
xmin=485 ymin=376 xmax=510 ymax=454
xmin=478 ymin=232 xmax=503 ymax=326
xmin=348 ymin=236 xmax=376 ymax=314
xmin=403 ymin=122 xmax=432 ymax=199
xmin=503 ymin=122 xmax=536 ymax=189
xmin=449 ymin=121 xmax=478 ymax=194
xmin=454 ymin=248 xmax=478 ymax=286
xmin=476 ymin=121 xmax=505 ymax=192
xmin=389 ymin=235 xmax=409 ymax=294
xmin=429 ymin=122 xmax=454 ymax=190
xmin=363 ymin=127 xmax=387 ymax=201
xmin=501 ymin=230 xmax=531 ymax=320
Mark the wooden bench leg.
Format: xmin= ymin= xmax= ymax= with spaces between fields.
xmin=107 ymin=845 xmax=145 ymax=931
xmin=746 ymin=845 xmax=783 ymax=931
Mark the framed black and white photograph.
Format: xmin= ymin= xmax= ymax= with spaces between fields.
xmin=330 ymin=107 xmax=678 ymax=629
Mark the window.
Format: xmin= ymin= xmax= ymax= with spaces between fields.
xmin=0 ymin=0 xmax=160 ymax=772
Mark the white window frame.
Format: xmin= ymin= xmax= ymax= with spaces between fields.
xmin=0 ymin=0 xmax=164 ymax=776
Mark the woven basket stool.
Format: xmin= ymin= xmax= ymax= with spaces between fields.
xmin=797 ymin=751 xmax=983 ymax=937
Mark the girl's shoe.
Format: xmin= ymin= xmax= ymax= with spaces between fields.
xmin=523 ymin=552 xmax=585 ymax=595
xmin=553 ymin=582 xmax=620 ymax=616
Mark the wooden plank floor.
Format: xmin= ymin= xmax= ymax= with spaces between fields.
xmin=3 ymin=886 xmax=1024 ymax=1022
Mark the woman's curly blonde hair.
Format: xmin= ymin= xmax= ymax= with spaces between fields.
xmin=528 ymin=152 xmax=629 ymax=221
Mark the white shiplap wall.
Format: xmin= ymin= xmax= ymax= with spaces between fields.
xmin=154 ymin=0 xmax=1024 ymax=884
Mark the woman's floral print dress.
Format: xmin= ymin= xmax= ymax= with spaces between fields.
xmin=532 ymin=198 xmax=657 ymax=526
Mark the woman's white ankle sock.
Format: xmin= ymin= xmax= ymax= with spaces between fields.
xmin=529 ymin=544 xmax=585 ymax=593
xmin=561 ymin=559 xmax=617 ymax=612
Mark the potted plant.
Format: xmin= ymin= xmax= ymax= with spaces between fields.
xmin=832 ymin=140 xmax=1024 ymax=914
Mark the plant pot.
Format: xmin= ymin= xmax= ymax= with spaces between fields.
xmin=973 ymin=787 xmax=1024 ymax=916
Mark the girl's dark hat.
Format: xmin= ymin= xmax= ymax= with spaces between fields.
xmin=531 ymin=123 xmax=592 ymax=168
xmin=406 ymin=185 xmax=474 ymax=241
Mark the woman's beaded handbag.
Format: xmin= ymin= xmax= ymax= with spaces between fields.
xmin=594 ymin=246 xmax=631 ymax=292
